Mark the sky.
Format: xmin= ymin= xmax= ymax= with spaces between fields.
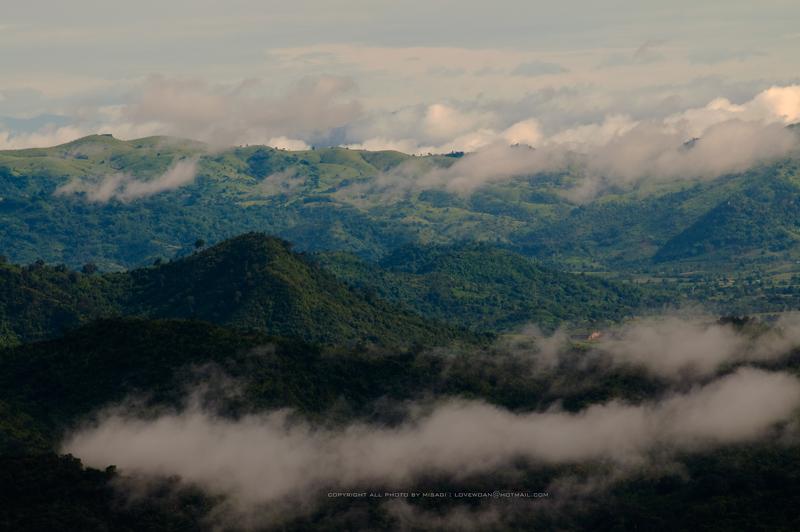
xmin=2 ymin=0 xmax=800 ymax=152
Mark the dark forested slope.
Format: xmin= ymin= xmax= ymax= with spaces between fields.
xmin=318 ymin=243 xmax=652 ymax=331
xmin=0 ymin=233 xmax=463 ymax=347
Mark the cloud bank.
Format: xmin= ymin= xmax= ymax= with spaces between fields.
xmin=343 ymin=89 xmax=800 ymax=200
xmin=63 ymin=367 xmax=800 ymax=521
xmin=512 ymin=314 xmax=800 ymax=378
xmin=331 ymin=85 xmax=800 ymax=200
xmin=593 ymin=314 xmax=800 ymax=378
xmin=4 ymin=80 xmax=800 ymax=200
xmin=55 ymin=158 xmax=198 ymax=202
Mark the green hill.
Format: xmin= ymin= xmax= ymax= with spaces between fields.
xmin=318 ymin=243 xmax=653 ymax=331
xmin=3 ymin=134 xmax=800 ymax=281
xmin=654 ymin=175 xmax=800 ymax=262
xmin=120 ymin=233 xmax=460 ymax=346
xmin=0 ymin=233 xmax=463 ymax=347
xmin=0 ymin=260 xmax=120 ymax=347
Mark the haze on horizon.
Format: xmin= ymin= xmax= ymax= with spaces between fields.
xmin=2 ymin=0 xmax=800 ymax=155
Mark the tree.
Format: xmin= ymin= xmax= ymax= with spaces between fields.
xmin=81 ymin=263 xmax=98 ymax=275
xmin=194 ymin=239 xmax=206 ymax=250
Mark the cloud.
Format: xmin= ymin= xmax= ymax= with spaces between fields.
xmin=753 ymin=85 xmax=800 ymax=123
xmin=264 ymin=137 xmax=311 ymax=151
xmin=511 ymin=60 xmax=568 ymax=77
xmin=256 ymin=168 xmax=307 ymax=196
xmin=63 ymin=367 xmax=800 ymax=522
xmin=422 ymin=103 xmax=496 ymax=145
xmin=5 ymin=80 xmax=800 ymax=202
xmin=119 ymin=75 xmax=362 ymax=147
xmin=593 ymin=314 xmax=800 ymax=378
xmin=343 ymin=87 xmax=800 ymax=200
xmin=582 ymin=118 xmax=797 ymax=186
xmin=343 ymin=85 xmax=800 ymax=197
xmin=632 ymin=39 xmax=667 ymax=64
xmin=508 ymin=313 xmax=800 ymax=379
xmin=0 ymin=125 xmax=94 ymax=150
xmin=411 ymin=142 xmax=558 ymax=195
xmin=688 ymin=49 xmax=766 ymax=65
xmin=55 ymin=158 xmax=199 ymax=202
xmin=345 ymin=113 xmax=542 ymax=157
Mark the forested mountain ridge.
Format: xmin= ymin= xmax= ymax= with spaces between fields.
xmin=0 ymin=232 xmax=651 ymax=346
xmin=3 ymin=135 xmax=800 ymax=277
xmin=318 ymin=243 xmax=653 ymax=331
xmin=654 ymin=173 xmax=800 ymax=262
xmin=0 ymin=233 xmax=467 ymax=347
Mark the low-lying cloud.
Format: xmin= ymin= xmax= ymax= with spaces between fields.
xmin=512 ymin=314 xmax=800 ymax=379
xmin=338 ymin=85 xmax=800 ymax=200
xmin=594 ymin=315 xmax=800 ymax=377
xmin=55 ymin=158 xmax=198 ymax=202
xmin=343 ymin=118 xmax=798 ymax=201
xmin=5 ymin=81 xmax=800 ymax=200
xmin=63 ymin=367 xmax=800 ymax=521
xmin=256 ymin=168 xmax=307 ymax=196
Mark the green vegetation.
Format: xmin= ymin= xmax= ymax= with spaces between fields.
xmin=0 ymin=317 xmax=661 ymax=453
xmin=0 ymin=454 xmax=212 ymax=531
xmin=0 ymin=233 xmax=465 ymax=348
xmin=1 ymin=317 xmax=799 ymax=530
xmin=318 ymin=243 xmax=657 ymax=331
xmin=5 ymin=136 xmax=800 ymax=530
xmin=4 ymin=135 xmax=800 ymax=289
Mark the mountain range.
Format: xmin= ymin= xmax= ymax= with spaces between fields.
xmin=3 ymin=134 xmax=800 ymax=280
xmin=0 ymin=231 xmax=656 ymax=347
xmin=4 ymin=135 xmax=800 ymax=531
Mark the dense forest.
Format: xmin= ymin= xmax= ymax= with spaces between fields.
xmin=3 ymin=135 xmax=800 ymax=278
xmin=3 ymin=313 xmax=800 ymax=530
xmin=0 ymin=232 xmax=664 ymax=347
xmin=4 ymin=136 xmax=800 ymax=530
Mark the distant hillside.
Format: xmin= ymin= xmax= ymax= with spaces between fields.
xmin=3 ymin=134 xmax=800 ymax=277
xmin=654 ymin=175 xmax=800 ymax=262
xmin=120 ymin=233 xmax=461 ymax=346
xmin=0 ymin=135 xmax=439 ymax=269
xmin=0 ymin=233 xmax=463 ymax=347
xmin=0 ymin=260 xmax=120 ymax=347
xmin=318 ymin=244 xmax=653 ymax=331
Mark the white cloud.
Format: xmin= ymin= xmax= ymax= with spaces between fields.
xmin=55 ymin=158 xmax=199 ymax=202
xmin=502 ymin=118 xmax=543 ymax=145
xmin=4 ymin=80 xmax=800 ymax=203
xmin=0 ymin=125 xmax=92 ymax=150
xmin=422 ymin=103 xmax=495 ymax=144
xmin=63 ymin=368 xmax=800 ymax=521
xmin=265 ymin=137 xmax=310 ymax=151
xmin=515 ymin=313 xmax=800 ymax=379
xmin=753 ymin=85 xmax=800 ymax=123
xmin=342 ymin=86 xmax=800 ymax=200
